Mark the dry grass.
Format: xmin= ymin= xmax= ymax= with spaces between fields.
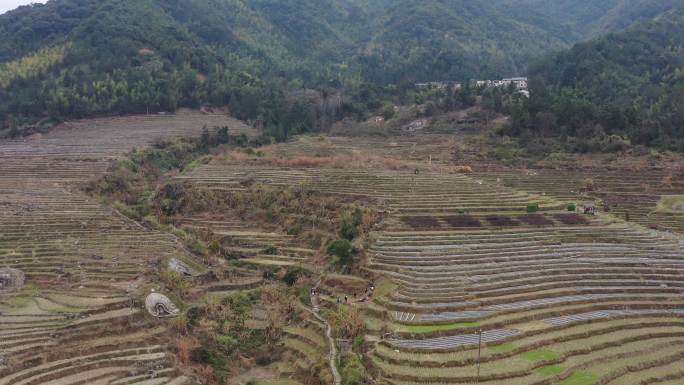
xmin=656 ymin=195 xmax=684 ymax=213
xmin=177 ymin=336 xmax=200 ymax=365
xmin=218 ymin=148 xmax=472 ymax=173
xmin=328 ymin=305 xmax=365 ymax=339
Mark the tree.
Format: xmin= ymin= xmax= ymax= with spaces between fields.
xmin=380 ymin=102 xmax=395 ymax=120
xmin=327 ymin=239 xmax=353 ymax=266
xmin=282 ymin=267 xmax=304 ymax=286
xmin=339 ymin=207 xmax=364 ymax=241
xmin=216 ymin=126 xmax=229 ymax=144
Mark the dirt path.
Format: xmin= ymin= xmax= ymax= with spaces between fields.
xmin=309 ymin=278 xmax=342 ymax=385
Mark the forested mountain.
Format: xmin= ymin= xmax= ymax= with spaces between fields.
xmin=507 ymin=6 xmax=684 ymax=152
xmin=355 ymin=0 xmax=568 ymax=84
xmin=494 ymin=0 xmax=677 ymax=40
xmin=0 ymin=0 xmax=679 ymax=143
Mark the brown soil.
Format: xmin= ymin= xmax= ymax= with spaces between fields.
xmin=402 ymin=216 xmax=441 ymax=228
xmin=554 ymin=213 xmax=590 ymax=225
xmin=485 ymin=215 xmax=520 ymax=227
xmin=519 ymin=214 xmax=554 ymax=226
xmin=443 ymin=215 xmax=482 ymax=227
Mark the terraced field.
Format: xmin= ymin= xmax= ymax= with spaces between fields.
xmin=367 ymin=173 xmax=684 ymax=384
xmin=179 ymin=215 xmax=316 ymax=269
xmin=0 ymin=110 xmax=252 ymax=385
xmin=473 ymin=168 xmax=684 ymax=234
xmin=270 ymin=135 xmax=459 ymax=165
xmin=178 ymin=136 xmax=684 ymax=385
xmin=5 ymin=121 xmax=683 ymax=385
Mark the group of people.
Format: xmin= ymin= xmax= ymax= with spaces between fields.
xmin=335 ymin=283 xmax=375 ymax=304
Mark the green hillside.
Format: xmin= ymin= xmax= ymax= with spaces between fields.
xmin=506 ymin=7 xmax=684 ymax=152
xmin=0 ymin=0 xmax=569 ymax=125
xmin=494 ymin=0 xmax=677 ymax=39
xmin=356 ymin=0 xmax=568 ymax=83
xmin=0 ymin=0 xmax=680 ymax=146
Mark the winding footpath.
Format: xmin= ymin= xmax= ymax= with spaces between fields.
xmin=309 ymin=277 xmax=342 ymax=385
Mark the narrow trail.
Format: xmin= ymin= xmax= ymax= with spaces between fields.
xmin=308 ymin=276 xmax=342 ymax=385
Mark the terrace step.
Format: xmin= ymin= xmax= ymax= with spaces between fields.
xmin=0 ymin=346 xmax=170 ymax=385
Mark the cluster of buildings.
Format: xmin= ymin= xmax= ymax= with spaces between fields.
xmin=415 ymin=77 xmax=529 ymax=97
xmin=475 ymin=77 xmax=528 ymax=91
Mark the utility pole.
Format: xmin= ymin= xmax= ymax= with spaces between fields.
xmin=477 ymin=328 xmax=483 ymax=382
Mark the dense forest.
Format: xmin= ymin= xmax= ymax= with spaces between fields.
xmin=0 ymin=0 xmax=681 ymax=149
xmin=504 ymin=6 xmax=684 ymax=152
xmin=494 ymin=0 xmax=677 ymax=39
xmin=350 ymin=0 xmax=568 ymax=84
xmin=0 ymin=0 xmax=366 ymax=139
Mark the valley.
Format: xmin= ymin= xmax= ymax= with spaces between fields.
xmin=1 ymin=111 xmax=683 ymax=385
xmin=1 ymin=1 xmax=683 ymax=385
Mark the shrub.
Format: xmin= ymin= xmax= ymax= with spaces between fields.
xmin=340 ymin=207 xmax=365 ymax=240
xmin=176 ymin=336 xmax=198 ymax=364
xmin=340 ymin=353 xmax=368 ymax=385
xmin=340 ymin=216 xmax=359 ymax=240
xmin=217 ymin=126 xmax=229 ymax=144
xmin=527 ymin=204 xmax=539 ymax=213
xmin=304 ymin=229 xmax=327 ymax=249
xmin=282 ymin=267 xmax=305 ymax=286
xmin=161 ymin=270 xmax=191 ymax=297
xmin=381 ymin=102 xmax=396 ymax=120
xmin=215 ymin=334 xmax=239 ymax=355
xmin=298 ymin=285 xmax=312 ymax=307
xmin=262 ymin=270 xmax=276 ymax=280
xmin=567 ymin=203 xmax=577 ymax=211
xmin=328 ymin=239 xmax=354 ymax=266
xmin=352 ymin=335 xmax=365 ymax=352
xmin=261 ymin=245 xmax=278 ymax=255
xmin=328 ymin=306 xmax=364 ymax=339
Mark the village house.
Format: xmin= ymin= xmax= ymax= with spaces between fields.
xmin=416 ymin=78 xmax=527 ymax=92
xmin=415 ymin=82 xmax=450 ymax=90
xmin=472 ymin=76 xmax=530 ymax=97
xmin=503 ymin=77 xmax=528 ymax=90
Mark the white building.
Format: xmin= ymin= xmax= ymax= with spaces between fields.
xmin=502 ymin=77 xmax=528 ymax=90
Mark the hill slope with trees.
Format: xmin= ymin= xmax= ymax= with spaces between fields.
xmin=505 ymin=6 xmax=684 ymax=152
xmin=0 ymin=0 xmax=680 ymax=149
xmin=494 ymin=0 xmax=677 ymax=39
